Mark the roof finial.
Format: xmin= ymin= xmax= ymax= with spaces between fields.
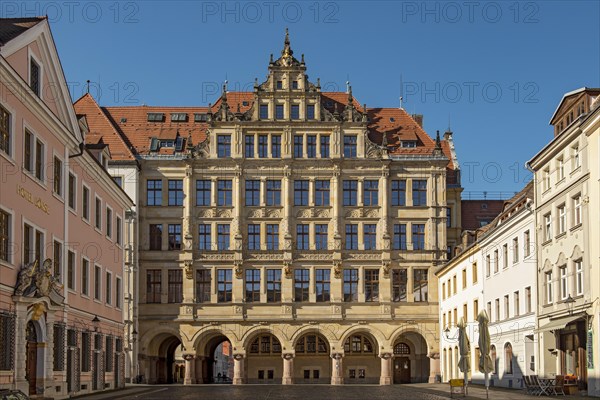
xmin=447 ymin=114 xmax=452 ymax=133
xmin=86 ymin=79 xmax=90 ymax=94
xmin=281 ymin=27 xmax=293 ymax=58
xmin=435 ymin=130 xmax=442 ymax=150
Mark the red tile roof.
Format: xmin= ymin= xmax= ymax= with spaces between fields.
xmin=73 ymin=94 xmax=136 ymax=161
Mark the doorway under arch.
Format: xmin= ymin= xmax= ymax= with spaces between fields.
xmin=26 ymin=320 xmax=42 ymax=396
xmin=246 ymin=333 xmax=282 ymax=384
xmin=392 ymin=332 xmax=430 ymax=384
xmin=149 ymin=334 xmax=182 ymax=384
xmin=342 ymin=333 xmax=380 ymax=384
xmin=200 ymin=334 xmax=233 ymax=383
xmin=294 ymin=332 xmax=330 ymax=384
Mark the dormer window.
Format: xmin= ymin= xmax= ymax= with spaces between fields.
xmin=242 ymin=101 xmax=249 ymax=107
xmin=194 ymin=113 xmax=208 ymax=122
xmin=160 ymin=139 xmax=175 ymax=148
xmin=30 ymin=58 xmax=40 ymax=96
xmin=170 ymin=113 xmax=187 ymax=122
xmin=147 ymin=113 xmax=164 ymax=122
xmin=401 ymin=141 xmax=416 ymax=148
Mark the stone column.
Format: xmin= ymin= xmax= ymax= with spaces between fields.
xmin=233 ymin=354 xmax=245 ymax=385
xmin=428 ymin=352 xmax=440 ymax=383
xmin=331 ymin=353 xmax=344 ymax=385
xmin=379 ymin=353 xmax=392 ymax=385
xmin=183 ymin=354 xmax=195 ymax=385
xmin=282 ymin=353 xmax=294 ymax=384
xmin=194 ymin=356 xmax=204 ymax=384
xmin=14 ymin=302 xmax=27 ymax=391
xmin=45 ymin=313 xmax=56 ymax=384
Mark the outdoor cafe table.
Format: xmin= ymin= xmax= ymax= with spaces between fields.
xmin=538 ymin=378 xmax=556 ymax=396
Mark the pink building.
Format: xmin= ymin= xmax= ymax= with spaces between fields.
xmin=0 ymin=17 xmax=134 ymax=398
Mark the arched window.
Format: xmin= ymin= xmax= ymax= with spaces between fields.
xmin=443 ymin=348 xmax=448 ymax=381
xmin=393 ymin=342 xmax=410 ymax=355
xmin=344 ymin=334 xmax=373 ymax=354
xmin=504 ymin=343 xmax=513 ymax=375
xmin=490 ymin=345 xmax=497 ymax=374
xmin=295 ymin=334 xmax=328 ymax=354
xmin=249 ymin=335 xmax=281 ymax=355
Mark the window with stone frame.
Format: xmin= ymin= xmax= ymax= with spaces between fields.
xmin=364 ymin=269 xmax=379 ymax=302
xmin=105 ymin=336 xmax=113 ymax=372
xmin=320 ymin=135 xmax=330 ymax=157
xmin=391 ymin=180 xmax=406 ymax=206
xmin=258 ymin=135 xmax=268 ymax=158
xmin=168 ymin=180 xmax=184 ymax=206
xmin=266 ymin=269 xmax=282 ymax=302
xmin=81 ymin=331 xmax=91 ymax=372
xmin=314 ymin=180 xmax=330 ymax=206
xmin=0 ymin=105 xmax=10 ymax=156
xmin=0 ymin=210 xmax=9 ymax=263
xmin=306 ymin=135 xmax=317 ymax=158
xmin=343 ymin=269 xmax=359 ymax=302
xmin=363 ymin=224 xmax=377 ymax=250
xmin=149 ymin=224 xmax=162 ymax=250
xmin=146 ymin=179 xmax=162 ymax=206
xmin=271 ymin=135 xmax=281 ymax=157
xmin=343 ymin=180 xmax=358 ymax=206
xmin=296 ymin=224 xmax=309 ymax=250
xmin=168 ymin=224 xmax=182 ymax=250
xmin=245 ymin=269 xmax=261 ymax=303
xmin=196 ymin=270 xmax=211 ymax=303
xmin=217 ymin=180 xmax=232 ymax=206
xmin=0 ymin=312 xmax=15 ymax=370
xmin=294 ymin=180 xmax=309 ymax=205
xmin=363 ymin=180 xmax=379 ymax=206
xmin=168 ymin=269 xmax=183 ymax=303
xmin=412 ymin=179 xmax=427 ymax=206
xmin=392 ymin=269 xmax=408 ymax=302
xmin=249 ymin=335 xmax=281 ymax=354
xmin=266 ymin=180 xmax=281 ymax=206
xmin=343 ymin=136 xmax=357 ymax=157
xmin=345 ymin=224 xmax=358 ymax=250
xmin=217 ymin=269 xmax=232 ymax=302
xmin=295 ymin=334 xmax=328 ymax=354
xmin=315 ymin=269 xmax=330 ymax=302
xmin=413 ymin=269 xmax=429 ymax=302
xmin=245 ymin=180 xmax=260 ymax=206
xmin=146 ymin=270 xmax=161 ymax=303
xmin=294 ymin=269 xmax=309 ymax=302
xmin=196 ymin=180 xmax=211 ymax=206
xmin=344 ymin=334 xmax=373 ymax=353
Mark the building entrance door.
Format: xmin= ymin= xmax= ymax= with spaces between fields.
xmin=394 ymin=357 xmax=411 ymax=384
xmin=26 ymin=321 xmax=38 ymax=395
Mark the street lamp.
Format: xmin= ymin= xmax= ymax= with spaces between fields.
xmin=92 ymin=315 xmax=100 ymax=332
xmin=565 ymin=294 xmax=575 ymax=316
xmin=444 ymin=326 xmax=451 ymax=339
xmin=132 ymin=329 xmax=138 ymax=343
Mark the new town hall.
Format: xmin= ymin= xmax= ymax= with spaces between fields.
xmin=74 ymin=31 xmax=462 ymax=386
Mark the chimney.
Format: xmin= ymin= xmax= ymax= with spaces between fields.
xmin=412 ymin=114 xmax=423 ymax=127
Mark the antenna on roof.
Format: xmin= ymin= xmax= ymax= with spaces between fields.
xmin=346 ymin=80 xmax=350 ymax=94
xmin=86 ymin=80 xmax=90 ymax=94
xmin=448 ymin=114 xmax=452 ymax=131
xmin=399 ymin=73 xmax=404 ymax=109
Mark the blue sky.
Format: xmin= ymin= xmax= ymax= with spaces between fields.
xmin=8 ymin=1 xmax=598 ymax=194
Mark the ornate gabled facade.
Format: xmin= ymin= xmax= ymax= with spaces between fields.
xmin=76 ymin=30 xmax=462 ymax=386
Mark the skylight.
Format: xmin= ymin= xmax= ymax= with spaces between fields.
xmin=147 ymin=113 xmax=164 ymax=122
xmin=171 ymin=113 xmax=187 ymax=122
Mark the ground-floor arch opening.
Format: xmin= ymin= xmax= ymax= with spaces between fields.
xmin=342 ymin=332 xmax=380 ymax=384
xmin=393 ymin=332 xmax=430 ymax=384
xmin=200 ymin=335 xmax=233 ymax=384
xmin=294 ymin=332 xmax=331 ymax=384
xmin=145 ymin=334 xmax=182 ymax=384
xmin=246 ymin=333 xmax=282 ymax=384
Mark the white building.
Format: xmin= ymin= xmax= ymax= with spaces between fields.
xmin=438 ymin=181 xmax=538 ymax=390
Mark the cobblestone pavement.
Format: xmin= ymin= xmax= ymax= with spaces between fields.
xmin=72 ymin=383 xmax=591 ymax=400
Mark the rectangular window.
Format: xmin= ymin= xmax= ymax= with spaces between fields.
xmin=149 ymin=224 xmax=162 ymax=250
xmin=363 ymin=180 xmax=379 ymax=206
xmin=462 ymin=269 xmax=467 ymax=289
xmin=472 ymin=263 xmax=478 ymax=284
xmin=271 ymin=135 xmax=281 ymax=158
xmin=116 ymin=277 xmax=122 ymax=308
xmin=447 ymin=207 xmax=452 ymax=228
xmin=198 ymin=224 xmax=212 ymax=250
xmin=294 ymin=135 xmax=303 ymax=158
xmin=494 ymin=250 xmax=499 ymax=273
xmin=393 ymin=224 xmax=407 ymax=250
xmin=106 ymin=208 xmax=112 ymax=238
xmin=294 ymin=269 xmax=309 ymax=302
xmin=247 ymin=224 xmax=261 ymax=250
xmin=217 ymin=269 xmax=232 ymax=302
xmin=264 ymin=180 xmax=280 ymax=206
xmin=95 ymin=197 xmax=102 ymax=230
xmin=364 ymin=270 xmax=379 ymax=302
xmin=258 ymin=135 xmax=268 ymax=158
xmin=412 ymin=224 xmax=425 ymax=250
xmin=146 ymin=269 xmax=161 ymax=303
xmin=573 ymin=195 xmax=582 ymax=226
xmin=391 ymin=180 xmax=406 ymax=206
xmin=81 ymin=258 xmax=89 ymax=296
xmin=53 ymin=156 xmax=62 ymax=195
xmin=315 ymin=224 xmax=328 ymax=250
xmin=53 ymin=240 xmax=62 ymax=278
xmin=546 ymin=272 xmax=553 ymax=304
xmin=453 ymin=275 xmax=457 ymax=295
xmin=105 ymin=272 xmax=112 ymax=305
xmin=514 ymin=291 xmax=520 ymax=317
xmin=543 ymin=167 xmax=550 ymax=191
xmin=343 ymin=269 xmax=359 ymax=302
xmin=167 ymin=224 xmax=181 ymax=250
xmin=67 ymin=250 xmax=75 ymax=290
xmin=315 ymin=269 xmax=330 ymax=302
xmin=560 ymin=266 xmax=568 ymax=300
xmin=363 ymin=224 xmax=377 ymax=250
xmin=276 ymin=80 xmax=283 ymax=89
xmin=168 ymin=180 xmax=183 ymax=206
xmin=495 ymin=299 xmax=500 ymax=322
xmin=217 ymin=180 xmax=232 ymax=206
xmin=245 ymin=135 xmax=255 ymax=158
xmin=525 ymin=286 xmax=532 ymax=313
xmin=314 ymin=180 xmax=330 ymax=206
xmin=245 ymin=180 xmax=260 ymax=206
xmin=245 ymin=269 xmax=260 ymax=303
xmin=196 ymin=180 xmax=211 ymax=206
xmin=473 ymin=299 xmax=479 ymax=320
xmin=294 ymin=180 xmax=309 ymax=206
xmin=320 ymin=135 xmax=330 ymax=158
xmin=512 ymin=238 xmax=519 ymax=263
xmin=291 ymin=104 xmax=300 ymax=120
xmin=147 ymin=180 xmax=162 ymax=206
xmin=572 ymin=144 xmax=580 ymax=169
xmin=524 ymin=230 xmax=531 ymax=257
xmin=0 ymin=210 xmax=8 ymax=263
xmin=0 ymin=105 xmax=10 ymax=155
xmin=81 ymin=332 xmax=91 ymax=372
xmin=343 ymin=180 xmax=358 ymax=206
xmin=343 ymin=136 xmax=357 ymax=158
xmin=544 ymin=213 xmax=552 ymax=242
xmin=413 ymin=269 xmax=428 ymax=302
xmin=412 ymin=180 xmax=427 ymax=206
xmin=35 ymin=139 xmax=43 ymax=180
xmin=217 ymin=135 xmax=231 ymax=157
xmin=345 ymin=224 xmax=358 ymax=250
xmin=306 ymin=135 xmax=317 ymax=158
xmin=558 ymin=204 xmax=566 ymax=234
xmin=30 ymin=58 xmax=40 ymax=96
xmin=82 ymin=186 xmax=90 ymax=220
xmin=266 ymin=224 xmax=279 ymax=250
xmin=503 ymin=244 xmax=508 ymax=269
xmin=217 ymin=224 xmax=230 ymax=250
xmin=486 ymin=302 xmax=492 ymax=320
xmin=196 ymin=270 xmax=211 ymax=303
xmin=575 ymin=259 xmax=583 ymax=295
xmin=504 ymin=295 xmax=510 ymax=319
xmin=306 ymin=104 xmax=315 ymax=120
xmin=392 ymin=269 xmax=408 ymax=302
xmin=112 ymin=176 xmax=123 ymax=187
xmin=67 ymin=173 xmax=76 ymax=209
xmin=24 ymin=130 xmax=33 ymax=172
xmin=259 ymin=104 xmax=268 ymax=119
xmin=275 ymin=104 xmax=284 ymax=119
xmin=296 ymin=224 xmax=309 ymax=250
xmin=116 ymin=216 xmax=122 ymax=245
xmin=94 ymin=265 xmax=101 ymax=301
xmin=557 ymin=156 xmax=564 ymax=181
xmin=267 ymin=269 xmax=282 ymax=302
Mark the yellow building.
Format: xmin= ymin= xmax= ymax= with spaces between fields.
xmin=76 ymin=31 xmax=461 ymax=385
